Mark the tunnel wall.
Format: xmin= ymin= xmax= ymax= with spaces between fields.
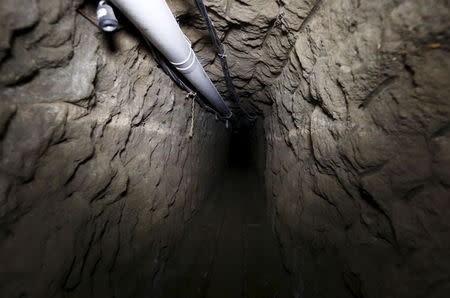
xmin=264 ymin=1 xmax=450 ymax=297
xmin=1 ymin=0 xmax=449 ymax=297
xmin=0 ymin=1 xmax=229 ymax=297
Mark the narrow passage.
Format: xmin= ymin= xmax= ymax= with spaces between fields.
xmin=156 ymin=127 xmax=291 ymax=297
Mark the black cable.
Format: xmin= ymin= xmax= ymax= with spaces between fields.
xmin=193 ymin=0 xmax=257 ymax=122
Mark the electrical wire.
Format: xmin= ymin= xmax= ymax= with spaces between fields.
xmin=193 ymin=0 xmax=257 ymax=122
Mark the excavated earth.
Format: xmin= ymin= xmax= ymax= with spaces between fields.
xmin=0 ymin=0 xmax=449 ymax=297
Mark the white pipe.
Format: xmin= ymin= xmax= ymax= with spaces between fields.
xmin=110 ymin=0 xmax=232 ymax=117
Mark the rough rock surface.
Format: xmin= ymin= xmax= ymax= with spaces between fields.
xmin=0 ymin=0 xmax=228 ymax=297
xmin=166 ymin=0 xmax=317 ymax=111
xmin=264 ymin=0 xmax=450 ymax=297
xmin=1 ymin=0 xmax=449 ymax=297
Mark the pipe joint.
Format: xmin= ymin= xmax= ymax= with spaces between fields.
xmin=171 ymin=48 xmax=196 ymax=74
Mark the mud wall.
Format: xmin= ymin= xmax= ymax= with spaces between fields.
xmin=1 ymin=0 xmax=449 ymax=297
xmin=0 ymin=1 xmax=229 ymax=296
xmin=264 ymin=1 xmax=450 ymax=297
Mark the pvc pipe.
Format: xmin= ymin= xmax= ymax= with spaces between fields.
xmin=110 ymin=0 xmax=232 ymax=117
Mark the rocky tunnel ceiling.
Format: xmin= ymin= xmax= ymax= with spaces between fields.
xmin=167 ymin=0 xmax=314 ymax=111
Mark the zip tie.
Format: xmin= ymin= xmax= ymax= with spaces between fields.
xmin=218 ymin=53 xmax=227 ymax=58
xmin=189 ymin=96 xmax=195 ymax=138
xmin=223 ymin=111 xmax=233 ymax=120
xmin=185 ymin=91 xmax=197 ymax=100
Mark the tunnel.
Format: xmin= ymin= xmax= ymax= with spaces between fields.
xmin=0 ymin=0 xmax=449 ymax=297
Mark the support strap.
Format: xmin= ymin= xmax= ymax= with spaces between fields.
xmin=189 ymin=96 xmax=195 ymax=138
xmin=193 ymin=0 xmax=257 ymax=122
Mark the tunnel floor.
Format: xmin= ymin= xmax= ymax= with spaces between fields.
xmin=155 ymin=163 xmax=291 ymax=297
